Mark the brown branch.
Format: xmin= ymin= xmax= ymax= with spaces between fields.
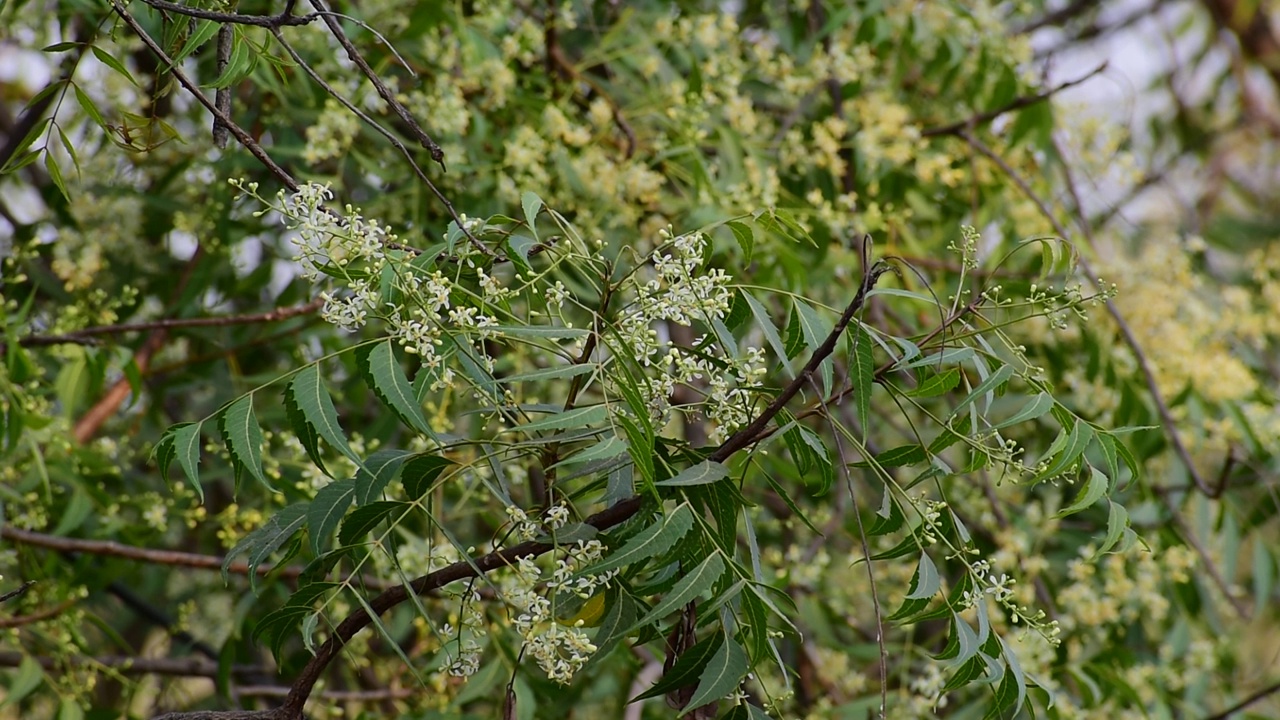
xmin=0 ymin=525 xmax=390 ymax=589
xmin=19 ymin=297 xmax=322 ymax=347
xmin=234 ymin=686 xmax=413 ymax=701
xmin=954 ymin=128 xmax=1251 ymax=619
xmin=1202 ymin=679 xmax=1280 ymax=720
xmin=0 ymin=651 xmax=264 ymax=678
xmin=0 ymin=580 xmax=36 ymax=603
xmin=108 ymin=0 xmax=299 ymax=192
xmin=136 ymin=0 xmax=318 ymax=27
xmin=710 ymin=244 xmax=891 ymax=463
xmin=921 ymin=63 xmax=1107 ymax=138
xmin=0 ymin=598 xmax=77 ymax=628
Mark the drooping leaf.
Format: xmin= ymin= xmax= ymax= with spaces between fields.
xmin=354 ymin=448 xmax=413 ymax=504
xmin=338 ymin=501 xmax=411 ymax=546
xmin=792 ymin=298 xmax=834 ymax=396
xmin=681 ymin=636 xmax=749 ymax=712
xmin=850 ymin=323 xmax=876 ymax=430
xmin=1056 ymin=464 xmax=1109 ymax=519
xmin=218 ymin=395 xmax=271 ymax=491
xmin=287 ymin=364 xmax=358 ymax=468
xmin=657 ymin=460 xmax=729 ymax=487
xmin=357 ymin=340 xmax=433 ymax=437
xmin=522 ymin=191 xmax=543 ymax=239
xmin=628 ymin=554 xmax=726 ymax=632
xmin=401 ymin=453 xmax=455 ymax=499
xmin=577 ymin=504 xmax=695 ymax=578
xmin=743 ymin=293 xmax=794 ymax=379
xmin=307 ymin=479 xmax=356 ymax=555
xmin=905 ymin=553 xmax=941 ymax=600
xmin=222 ymin=503 xmax=309 ymax=588
xmin=631 ymin=633 xmax=724 ymax=702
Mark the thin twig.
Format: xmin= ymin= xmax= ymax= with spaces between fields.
xmin=0 ymin=526 xmax=390 ymax=589
xmin=921 ymin=63 xmax=1107 ymax=138
xmin=137 ymin=0 xmax=317 ymax=28
xmin=19 ymin=297 xmax=322 ymax=346
xmin=0 ymin=651 xmax=264 ymax=678
xmin=108 ymin=0 xmax=299 ymax=191
xmin=0 ymin=581 xmax=36 ymax=604
xmin=1201 ymin=679 xmax=1280 ymax=720
xmin=0 ymin=598 xmax=77 ymax=628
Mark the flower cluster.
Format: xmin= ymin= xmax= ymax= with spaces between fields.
xmin=613 ymin=227 xmax=766 ymax=440
xmin=502 ymin=536 xmax=616 ymax=684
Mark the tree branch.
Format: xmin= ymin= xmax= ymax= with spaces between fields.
xmin=0 ymin=525 xmax=389 ymax=588
xmin=136 ymin=0 xmax=318 ymax=28
xmin=921 ymin=63 xmax=1107 ymax=138
xmin=19 ymin=297 xmax=322 ymax=347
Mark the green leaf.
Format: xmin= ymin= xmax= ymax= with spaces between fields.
xmin=657 ymin=460 xmax=729 ymax=487
xmin=558 ymin=436 xmax=628 ymax=467
xmin=307 ymin=479 xmax=356 ymax=555
xmin=1036 ymin=419 xmax=1094 ymax=481
xmin=490 ymin=325 xmax=590 ymax=340
xmin=629 ymin=554 xmax=726 ymax=632
xmin=45 ymin=150 xmax=69 ymax=203
xmin=0 ymin=655 xmax=44 ymax=709
xmin=499 ymin=363 xmax=595 ymax=385
xmin=338 ymin=501 xmax=410 ymax=546
xmin=354 ymin=448 xmax=413 ymax=504
xmin=223 ymin=503 xmax=309 ymax=587
xmin=522 ymin=191 xmax=543 ymax=240
xmin=681 ymin=636 xmax=749 ymax=712
xmin=905 ymin=553 xmax=941 ymax=599
xmin=509 ymin=405 xmax=607 ymax=434
xmin=1056 ymin=464 xmax=1109 ymax=518
xmin=727 ymin=221 xmax=754 ymax=265
xmin=358 ymin=340 xmax=433 ymax=437
xmin=208 ymin=32 xmax=251 ymax=89
xmin=907 ymin=367 xmax=960 ymax=398
xmin=950 ymin=364 xmax=1015 ymax=418
xmin=577 ymin=504 xmax=694 ymax=578
xmin=218 ymin=395 xmax=271 ymax=491
xmin=1096 ymin=500 xmax=1130 ymax=556
xmin=402 ymin=453 xmax=455 ymax=499
xmin=855 ymin=444 xmax=926 ymax=469
xmin=91 ymin=46 xmax=139 ymax=86
xmin=173 ymin=19 xmax=221 ymax=63
xmin=986 ymin=636 xmax=1027 ymax=718
xmin=992 ymin=392 xmax=1055 ymax=430
xmin=792 ymin=299 xmax=833 ymax=396
xmin=171 ymin=422 xmax=204 ymax=500
xmin=288 ymin=364 xmax=358 ymax=465
xmin=868 ymin=490 xmax=904 ymax=536
xmin=743 ymin=293 xmax=794 ymax=379
xmin=70 ymin=86 xmax=105 ymax=134
xmin=631 ymin=633 xmax=724 ymax=702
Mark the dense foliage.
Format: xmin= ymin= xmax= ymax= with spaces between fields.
xmin=2 ymin=1 xmax=1280 ymax=719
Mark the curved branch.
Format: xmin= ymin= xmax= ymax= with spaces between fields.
xmin=136 ymin=0 xmax=318 ymax=28
xmin=19 ymin=297 xmax=322 ymax=347
xmin=921 ymin=63 xmax=1107 ymax=138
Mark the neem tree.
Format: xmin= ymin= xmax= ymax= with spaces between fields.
xmin=2 ymin=2 xmax=1275 ymax=719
